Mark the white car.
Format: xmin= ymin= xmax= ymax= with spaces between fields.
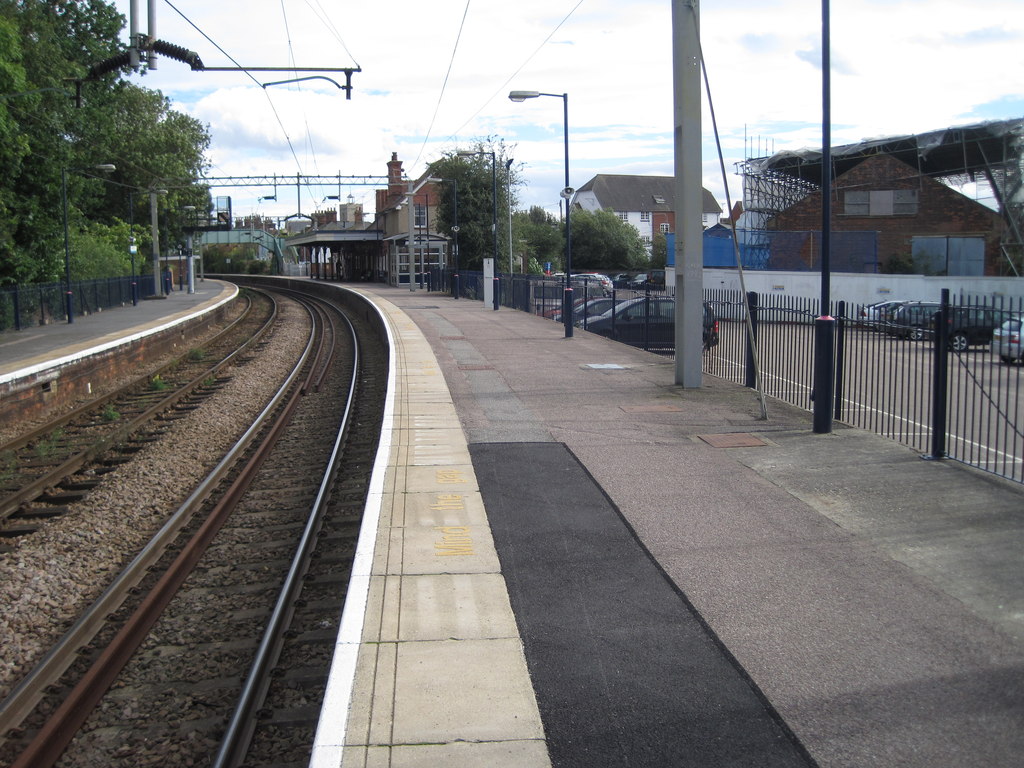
xmin=571 ymin=273 xmax=613 ymax=295
xmin=991 ymin=316 xmax=1023 ymax=364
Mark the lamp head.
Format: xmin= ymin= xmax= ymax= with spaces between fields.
xmin=509 ymin=90 xmax=540 ymax=102
xmin=95 ymin=164 xmax=116 ymax=173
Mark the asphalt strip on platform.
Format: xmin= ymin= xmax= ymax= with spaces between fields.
xmin=471 ymin=442 xmax=817 ymax=768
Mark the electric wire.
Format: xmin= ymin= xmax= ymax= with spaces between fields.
xmin=411 ymin=0 xmax=473 ymax=170
xmin=162 ymin=0 xmax=306 ymax=180
xmin=433 ymin=0 xmax=586 ymax=169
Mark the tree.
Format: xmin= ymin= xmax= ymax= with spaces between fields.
xmin=0 ymin=0 xmax=211 ymax=286
xmin=568 ymin=208 xmax=648 ymax=271
xmin=512 ymin=207 xmax=563 ymax=273
xmin=428 ymin=139 xmax=516 ymax=272
xmin=650 ymin=233 xmax=668 ymax=268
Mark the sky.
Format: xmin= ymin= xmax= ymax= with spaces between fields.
xmin=109 ymin=0 xmax=1024 ymax=223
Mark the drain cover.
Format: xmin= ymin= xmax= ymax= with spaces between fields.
xmin=698 ymin=433 xmax=767 ymax=448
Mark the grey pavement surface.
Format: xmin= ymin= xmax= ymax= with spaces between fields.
xmin=0 ymin=281 xmax=235 ymax=380
xmin=4 ymin=279 xmax=1023 ymax=767
xmin=367 ymin=284 xmax=1024 ymax=768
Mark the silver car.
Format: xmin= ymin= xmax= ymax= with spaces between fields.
xmin=991 ymin=316 xmax=1023 ymax=364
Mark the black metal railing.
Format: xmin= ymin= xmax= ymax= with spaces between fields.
xmin=0 ymin=275 xmax=155 ymax=333
xmin=705 ymin=289 xmax=1023 ymax=484
xmin=425 ymin=271 xmax=1023 ymax=484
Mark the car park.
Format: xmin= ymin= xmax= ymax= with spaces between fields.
xmin=991 ymin=316 xmax=1023 ymax=363
xmin=571 ymin=273 xmax=614 ymax=295
xmin=859 ymin=300 xmax=906 ymax=327
xmin=886 ymin=301 xmax=941 ymax=340
xmin=944 ymin=306 xmax=1018 ymax=351
xmin=583 ymin=296 xmax=718 ymax=351
xmin=551 ymin=297 xmax=617 ymax=325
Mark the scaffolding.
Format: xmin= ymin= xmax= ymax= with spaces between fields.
xmin=738 ymin=118 xmax=1024 ymax=273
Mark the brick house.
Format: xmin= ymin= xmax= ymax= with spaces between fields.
xmin=770 ymin=154 xmax=1006 ymax=275
xmin=572 ymin=174 xmax=721 ymax=253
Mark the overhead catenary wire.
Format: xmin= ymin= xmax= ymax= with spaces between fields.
xmin=162 ymin=0 xmax=307 ymax=180
xmin=411 ymin=0 xmax=473 ymax=170
xmin=433 ymin=0 xmax=586 ymax=169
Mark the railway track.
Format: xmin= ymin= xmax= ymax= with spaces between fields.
xmin=0 ymin=289 xmax=274 ymax=537
xmin=0 ymin=285 xmax=388 ymax=767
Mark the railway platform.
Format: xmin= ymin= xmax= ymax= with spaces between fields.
xmin=2 ymin=277 xmax=1023 ymax=767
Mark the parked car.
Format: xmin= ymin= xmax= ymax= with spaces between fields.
xmin=859 ymin=300 xmax=907 ymax=326
xmin=551 ymin=297 xmax=617 ymax=325
xmin=628 ymin=269 xmax=667 ymax=290
xmin=943 ymin=307 xmax=1018 ymax=352
xmin=991 ymin=316 xmax=1023 ymax=363
xmin=571 ymin=273 xmax=613 ymax=295
xmin=886 ymin=302 xmax=941 ymax=340
xmin=584 ymin=297 xmax=718 ymax=351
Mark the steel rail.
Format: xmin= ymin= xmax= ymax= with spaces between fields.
xmin=0 ymin=293 xmax=311 ymax=758
xmin=0 ymin=293 xmax=269 ymax=522
xmin=214 ymin=301 xmax=359 ymax=768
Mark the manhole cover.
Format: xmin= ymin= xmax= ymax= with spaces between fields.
xmin=698 ymin=433 xmax=768 ymax=448
xmin=621 ymin=405 xmax=683 ymax=413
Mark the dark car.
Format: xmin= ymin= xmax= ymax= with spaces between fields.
xmin=886 ymin=302 xmax=941 ymax=340
xmin=943 ymin=307 xmax=1018 ymax=352
xmin=584 ymin=297 xmax=718 ymax=352
xmin=551 ymin=297 xmax=617 ymax=325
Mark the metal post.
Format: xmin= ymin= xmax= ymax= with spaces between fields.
xmin=812 ymin=0 xmax=835 ymax=433
xmin=61 ymin=168 xmax=74 ymax=323
xmin=491 ymin=151 xmax=499 ymax=311
xmin=559 ymin=96 xmax=573 ymax=337
xmin=150 ymin=190 xmax=162 ymax=295
xmin=128 ymin=191 xmax=138 ymax=305
xmin=745 ymin=291 xmax=758 ymax=389
xmin=928 ymin=288 xmax=950 ymax=460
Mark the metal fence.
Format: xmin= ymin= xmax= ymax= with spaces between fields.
xmin=0 ymin=275 xmax=155 ymax=332
xmin=430 ymin=271 xmax=1023 ymax=484
xmin=705 ymin=289 xmax=1024 ymax=484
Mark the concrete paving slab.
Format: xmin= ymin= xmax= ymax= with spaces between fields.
xmin=387 ymin=572 xmax=520 ymax=641
xmin=391 ymin=638 xmax=545 ymax=744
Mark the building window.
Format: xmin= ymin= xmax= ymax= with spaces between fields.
xmin=844 ymin=189 xmax=918 ymax=216
xmin=616 ymin=211 xmax=629 ymax=222
xmin=414 ymin=203 xmax=427 ymax=228
xmin=640 ymin=211 xmax=651 ymax=222
xmin=641 ymin=236 xmax=652 ymax=245
xmin=659 ymin=223 xmax=671 ymax=234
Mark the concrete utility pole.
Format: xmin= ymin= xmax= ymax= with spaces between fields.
xmin=673 ymin=0 xmax=703 ymax=388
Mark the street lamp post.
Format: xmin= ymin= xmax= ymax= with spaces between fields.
xmin=458 ymin=150 xmax=499 ymax=311
xmin=509 ymin=90 xmax=573 ymax=338
xmin=181 ymin=205 xmax=196 ymax=294
xmin=443 ymin=178 xmax=460 ymax=299
xmin=127 ymin=190 xmax=138 ymax=305
xmin=150 ymin=187 xmax=168 ymax=296
xmin=505 ymin=158 xmax=514 ymax=276
xmin=61 ymin=163 xmax=116 ymax=323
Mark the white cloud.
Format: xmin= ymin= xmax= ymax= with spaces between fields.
xmin=112 ymin=0 xmax=1024 ymax=218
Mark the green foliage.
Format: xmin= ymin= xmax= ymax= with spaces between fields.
xmin=513 ymin=207 xmax=564 ymax=272
xmin=882 ymin=252 xmax=916 ymax=274
xmin=568 ymin=208 xmax=648 ymax=271
xmin=650 ymin=233 xmax=668 ymax=269
xmin=0 ymin=0 xmax=212 ymax=286
xmin=428 ymin=139 xmax=516 ymax=272
xmin=101 ymin=403 xmax=120 ymax=421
